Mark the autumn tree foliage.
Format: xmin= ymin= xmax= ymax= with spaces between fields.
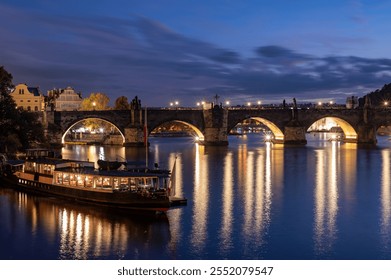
xmin=114 ymin=96 xmax=130 ymax=110
xmin=80 ymin=92 xmax=110 ymax=110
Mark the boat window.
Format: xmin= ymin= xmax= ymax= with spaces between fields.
xmin=103 ymin=177 xmax=111 ymax=187
xmin=144 ymin=178 xmax=153 ymax=187
xmin=130 ymin=178 xmax=137 ymax=186
xmin=85 ymin=176 xmax=93 ymax=187
xmin=56 ymin=172 xmax=63 ymax=184
xmin=121 ymin=178 xmax=128 ymax=185
xmin=70 ymin=174 xmax=76 ymax=186
xmin=77 ymin=175 xmax=84 ymax=187
xmin=24 ymin=162 xmax=35 ymax=172
xmin=96 ymin=177 xmax=103 ymax=187
xmin=43 ymin=164 xmax=50 ymax=174
xmin=113 ymin=178 xmax=119 ymax=188
xmin=63 ymin=173 xmax=69 ymax=185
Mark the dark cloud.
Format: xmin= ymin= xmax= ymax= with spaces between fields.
xmin=256 ymin=46 xmax=296 ymax=58
xmin=1 ymin=3 xmax=391 ymax=106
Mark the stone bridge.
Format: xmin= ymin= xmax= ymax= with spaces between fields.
xmin=44 ymin=103 xmax=391 ymax=146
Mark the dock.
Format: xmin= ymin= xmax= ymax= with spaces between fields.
xmin=169 ymin=196 xmax=187 ymax=206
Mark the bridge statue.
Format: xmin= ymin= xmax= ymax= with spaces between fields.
xmin=130 ymin=96 xmax=142 ymax=110
xmin=292 ymin=98 xmax=298 ymax=120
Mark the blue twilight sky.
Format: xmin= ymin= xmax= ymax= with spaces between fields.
xmin=1 ymin=0 xmax=391 ymax=106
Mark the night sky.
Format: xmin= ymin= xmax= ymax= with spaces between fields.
xmin=1 ymin=0 xmax=391 ymax=106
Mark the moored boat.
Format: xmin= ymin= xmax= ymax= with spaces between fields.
xmin=0 ymin=149 xmax=171 ymax=213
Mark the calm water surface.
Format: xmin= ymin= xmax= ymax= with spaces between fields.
xmin=1 ymin=134 xmax=391 ymax=260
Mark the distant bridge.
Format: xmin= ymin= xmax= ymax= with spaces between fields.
xmin=44 ymin=103 xmax=391 ymax=146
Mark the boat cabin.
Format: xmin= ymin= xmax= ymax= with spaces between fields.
xmin=21 ymin=158 xmax=169 ymax=193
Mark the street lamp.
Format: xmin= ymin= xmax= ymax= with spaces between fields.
xmin=92 ymin=102 xmax=96 ymax=110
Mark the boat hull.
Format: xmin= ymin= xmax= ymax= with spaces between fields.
xmin=0 ymin=173 xmax=170 ymax=213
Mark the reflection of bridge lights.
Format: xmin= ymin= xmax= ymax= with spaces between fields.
xmin=329 ymin=133 xmax=343 ymax=142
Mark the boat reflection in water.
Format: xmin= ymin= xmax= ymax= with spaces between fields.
xmin=0 ymin=187 xmax=170 ymax=260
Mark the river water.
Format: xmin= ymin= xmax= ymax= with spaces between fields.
xmin=1 ymin=133 xmax=391 ymax=260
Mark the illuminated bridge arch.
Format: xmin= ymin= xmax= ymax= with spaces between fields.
xmin=306 ymin=117 xmax=358 ymax=142
xmin=230 ymin=117 xmax=285 ymax=143
xmin=149 ymin=120 xmax=205 ymax=142
xmin=61 ymin=117 xmax=126 ymax=144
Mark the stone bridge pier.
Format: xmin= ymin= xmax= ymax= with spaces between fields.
xmin=201 ymin=105 xmax=229 ymax=146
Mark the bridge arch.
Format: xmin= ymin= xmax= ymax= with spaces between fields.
xmin=149 ymin=120 xmax=205 ymax=142
xmin=306 ymin=117 xmax=358 ymax=142
xmin=61 ymin=117 xmax=126 ymax=144
xmin=229 ymin=117 xmax=285 ymax=142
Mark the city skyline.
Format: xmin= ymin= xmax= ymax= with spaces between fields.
xmin=1 ymin=0 xmax=391 ymax=106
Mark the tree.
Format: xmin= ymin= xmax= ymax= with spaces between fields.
xmin=0 ymin=66 xmax=18 ymax=153
xmin=16 ymin=110 xmax=45 ymax=149
xmin=0 ymin=66 xmax=17 ymax=125
xmin=0 ymin=66 xmax=45 ymax=154
xmin=114 ymin=96 xmax=130 ymax=110
xmin=81 ymin=92 xmax=110 ymax=110
xmin=359 ymin=83 xmax=391 ymax=107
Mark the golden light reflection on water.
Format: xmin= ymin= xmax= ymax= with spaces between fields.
xmin=2 ymin=189 xmax=170 ymax=259
xmin=166 ymin=153 xmax=184 ymax=256
xmin=235 ymin=142 xmax=274 ymax=255
xmin=190 ymin=143 xmax=209 ymax=253
xmin=219 ymin=152 xmax=233 ymax=254
xmin=314 ymin=141 xmax=339 ymax=256
xmin=381 ymin=149 xmax=391 ymax=250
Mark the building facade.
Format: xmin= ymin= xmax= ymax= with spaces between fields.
xmin=48 ymin=86 xmax=82 ymax=111
xmin=10 ymin=83 xmax=45 ymax=111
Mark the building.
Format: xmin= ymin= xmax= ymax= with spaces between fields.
xmin=10 ymin=83 xmax=45 ymax=111
xmin=47 ymin=86 xmax=82 ymax=111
